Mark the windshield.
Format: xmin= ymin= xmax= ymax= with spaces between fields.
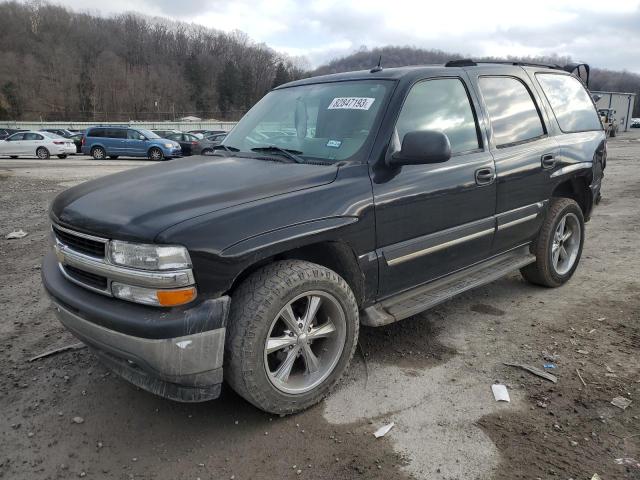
xmin=138 ymin=128 xmax=160 ymax=139
xmin=223 ymin=80 xmax=392 ymax=163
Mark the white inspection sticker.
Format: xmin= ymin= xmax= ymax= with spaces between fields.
xmin=328 ymin=97 xmax=375 ymax=110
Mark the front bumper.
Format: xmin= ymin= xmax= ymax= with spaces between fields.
xmin=42 ymin=251 xmax=230 ymax=402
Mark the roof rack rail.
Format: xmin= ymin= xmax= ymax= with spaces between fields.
xmin=445 ymin=59 xmax=563 ymax=70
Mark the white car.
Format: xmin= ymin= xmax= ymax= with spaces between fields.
xmin=0 ymin=130 xmax=76 ymax=159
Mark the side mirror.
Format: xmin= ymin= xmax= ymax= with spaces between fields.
xmin=389 ymin=130 xmax=452 ymax=166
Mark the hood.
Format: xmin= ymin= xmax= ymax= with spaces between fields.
xmin=51 ymin=156 xmax=338 ymax=242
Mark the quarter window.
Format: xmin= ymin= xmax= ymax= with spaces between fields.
xmin=536 ymin=73 xmax=602 ymax=132
xmin=395 ymin=78 xmax=480 ymax=154
xmin=479 ymin=76 xmax=545 ymax=147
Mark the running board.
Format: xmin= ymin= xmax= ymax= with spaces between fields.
xmin=362 ymin=246 xmax=535 ymax=327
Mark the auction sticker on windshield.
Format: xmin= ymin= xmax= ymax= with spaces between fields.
xmin=328 ymin=97 xmax=375 ymax=110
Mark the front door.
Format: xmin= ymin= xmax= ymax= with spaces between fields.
xmin=126 ymin=129 xmax=148 ymax=156
xmin=1 ymin=132 xmax=26 ymax=155
xmin=373 ymin=76 xmax=497 ymax=298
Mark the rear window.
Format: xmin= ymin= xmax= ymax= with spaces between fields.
xmin=536 ymin=73 xmax=602 ymax=133
xmin=479 ymin=76 xmax=545 ymax=147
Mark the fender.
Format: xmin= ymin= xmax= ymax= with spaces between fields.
xmin=221 ymin=216 xmax=359 ymax=258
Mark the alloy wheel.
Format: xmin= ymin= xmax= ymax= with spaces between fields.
xmin=264 ymin=291 xmax=346 ymax=394
xmin=551 ymin=212 xmax=581 ymax=275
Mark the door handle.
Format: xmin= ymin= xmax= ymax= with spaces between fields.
xmin=541 ymin=154 xmax=556 ymax=169
xmin=475 ymin=168 xmax=495 ymax=186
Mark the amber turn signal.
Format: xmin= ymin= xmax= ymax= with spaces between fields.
xmin=157 ymin=287 xmax=197 ymax=307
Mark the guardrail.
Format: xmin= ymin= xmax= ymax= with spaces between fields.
xmin=0 ymin=121 xmax=238 ymax=132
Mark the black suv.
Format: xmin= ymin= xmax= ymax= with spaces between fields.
xmin=42 ymin=61 xmax=606 ymax=414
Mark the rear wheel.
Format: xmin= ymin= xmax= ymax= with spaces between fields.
xmin=36 ymin=147 xmax=50 ymax=159
xmin=225 ymin=260 xmax=359 ymax=414
xmin=610 ymin=128 xmax=617 ymax=138
xmin=148 ymin=148 xmax=164 ymax=161
xmin=10 ymin=155 xmax=18 ymax=159
xmin=57 ymin=154 xmax=67 ymax=159
xmin=91 ymin=147 xmax=106 ymax=160
xmin=201 ymin=148 xmax=213 ymax=155
xmin=521 ymin=198 xmax=584 ymax=287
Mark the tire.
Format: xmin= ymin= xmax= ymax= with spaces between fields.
xmin=610 ymin=128 xmax=617 ymax=138
xmin=36 ymin=147 xmax=50 ymax=159
xmin=520 ymin=198 xmax=585 ymax=287
xmin=148 ymin=148 xmax=164 ymax=161
xmin=91 ymin=147 xmax=106 ymax=160
xmin=109 ymin=156 xmax=119 ymax=159
xmin=57 ymin=154 xmax=67 ymax=159
xmin=201 ymin=148 xmax=213 ymax=155
xmin=10 ymin=156 xmax=18 ymax=159
xmin=225 ymin=260 xmax=359 ymax=415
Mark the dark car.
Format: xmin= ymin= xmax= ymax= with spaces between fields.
xmin=40 ymin=128 xmax=74 ymax=138
xmin=164 ymin=132 xmax=201 ymax=156
xmin=69 ymin=133 xmax=84 ymax=154
xmin=195 ymin=133 xmax=227 ymax=155
xmin=187 ymin=129 xmax=226 ymax=138
xmin=0 ymin=128 xmax=27 ymax=140
xmin=151 ymin=129 xmax=182 ymax=138
xmin=43 ymin=61 xmax=605 ymax=414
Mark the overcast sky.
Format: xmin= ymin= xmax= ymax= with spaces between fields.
xmin=48 ymin=0 xmax=640 ymax=72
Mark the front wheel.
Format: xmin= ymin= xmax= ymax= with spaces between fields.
xmin=225 ymin=260 xmax=359 ymax=415
xmin=148 ymin=148 xmax=164 ymax=161
xmin=36 ymin=147 xmax=50 ymax=159
xmin=521 ymin=198 xmax=584 ymax=287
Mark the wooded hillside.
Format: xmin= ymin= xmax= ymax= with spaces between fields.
xmin=1 ymin=3 xmax=638 ymax=121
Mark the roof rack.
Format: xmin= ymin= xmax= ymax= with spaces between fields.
xmin=445 ymin=59 xmax=563 ymax=70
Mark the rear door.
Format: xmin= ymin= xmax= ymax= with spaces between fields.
xmin=23 ymin=132 xmax=45 ymax=155
xmin=469 ymin=69 xmax=555 ymax=254
xmin=373 ymin=76 xmax=497 ymax=297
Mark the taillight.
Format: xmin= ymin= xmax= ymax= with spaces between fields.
xmin=53 ymin=140 xmax=64 ymax=145
xmin=81 ymin=136 xmax=86 ymax=146
xmin=191 ymin=141 xmax=198 ymax=145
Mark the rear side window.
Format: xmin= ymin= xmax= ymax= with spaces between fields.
xmin=104 ymin=129 xmax=126 ymax=139
xmin=536 ymin=73 xmax=602 ymax=132
xmin=395 ymin=78 xmax=481 ymax=154
xmin=24 ymin=133 xmax=43 ymax=140
xmin=479 ymin=76 xmax=545 ymax=147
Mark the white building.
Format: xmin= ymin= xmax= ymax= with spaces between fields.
xmin=592 ymin=91 xmax=637 ymax=132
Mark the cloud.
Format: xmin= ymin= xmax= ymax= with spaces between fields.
xmin=33 ymin=0 xmax=640 ymax=72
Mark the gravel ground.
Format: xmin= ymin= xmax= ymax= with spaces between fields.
xmin=0 ymin=135 xmax=638 ymax=480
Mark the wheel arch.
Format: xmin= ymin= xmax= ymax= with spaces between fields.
xmin=551 ymin=175 xmax=593 ymax=220
xmin=227 ymin=239 xmax=366 ymax=308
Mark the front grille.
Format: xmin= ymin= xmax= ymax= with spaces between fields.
xmin=53 ymin=226 xmax=106 ymax=258
xmin=64 ymin=265 xmax=108 ymax=290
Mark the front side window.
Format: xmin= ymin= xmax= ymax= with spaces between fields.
xmin=536 ymin=73 xmax=602 ymax=132
xmin=395 ymin=78 xmax=481 ymax=154
xmin=479 ymin=76 xmax=545 ymax=147
xmin=223 ymin=80 xmax=392 ymax=163
xmin=128 ymin=130 xmax=145 ymax=140
xmin=7 ymin=133 xmax=25 ymax=141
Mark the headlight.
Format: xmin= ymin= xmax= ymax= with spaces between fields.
xmin=164 ymin=143 xmax=174 ymax=148
xmin=108 ymin=240 xmax=191 ymax=270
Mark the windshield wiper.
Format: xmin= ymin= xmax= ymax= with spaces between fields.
xmin=251 ymin=146 xmax=304 ymax=163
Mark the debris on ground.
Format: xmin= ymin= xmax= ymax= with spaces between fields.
xmin=610 ymin=396 xmax=632 ymax=410
xmin=72 ymin=416 xmax=84 ymax=424
xmin=503 ymin=363 xmax=557 ymax=383
xmin=491 ymin=384 xmax=510 ymax=402
xmin=5 ymin=229 xmax=28 ymax=239
xmin=576 ymin=369 xmax=587 ymax=387
xmin=591 ymin=473 xmax=602 ymax=480
xmin=373 ymin=422 xmax=395 ymax=438
xmin=541 ymin=351 xmax=560 ymax=362
xmin=543 ymin=363 xmax=556 ymax=369
xmin=29 ymin=343 xmax=86 ymax=362
xmin=615 ymin=458 xmax=640 ymax=468
xmin=577 ymin=349 xmax=589 ymax=355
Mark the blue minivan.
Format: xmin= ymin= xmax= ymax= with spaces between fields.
xmin=82 ymin=126 xmax=182 ymax=161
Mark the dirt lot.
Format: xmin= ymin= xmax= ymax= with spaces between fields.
xmin=0 ymin=134 xmax=638 ymax=480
